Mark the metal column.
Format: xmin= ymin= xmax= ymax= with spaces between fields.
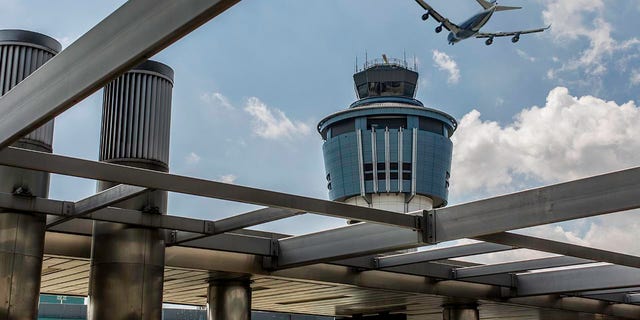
xmin=0 ymin=29 xmax=60 ymax=320
xmin=207 ymin=277 xmax=252 ymax=320
xmin=88 ymin=60 xmax=173 ymax=320
xmin=442 ymin=304 xmax=479 ymax=320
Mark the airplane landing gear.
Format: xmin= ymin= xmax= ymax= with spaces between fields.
xmin=435 ymin=25 xmax=443 ymax=33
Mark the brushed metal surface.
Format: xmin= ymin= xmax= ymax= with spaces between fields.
xmin=0 ymin=29 xmax=58 ymax=320
xmin=207 ymin=279 xmax=252 ymax=320
xmin=89 ymin=60 xmax=172 ymax=320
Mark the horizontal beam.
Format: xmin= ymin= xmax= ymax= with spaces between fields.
xmin=477 ymin=232 xmax=640 ymax=269
xmin=0 ymin=0 xmax=239 ymax=149
xmin=432 ymin=165 xmax=640 ymax=242
xmin=0 ymin=192 xmax=274 ymax=256
xmin=454 ymin=256 xmax=591 ymax=279
xmin=274 ymin=223 xmax=423 ymax=269
xmin=0 ymin=147 xmax=418 ymax=229
xmin=169 ymin=207 xmax=303 ymax=246
xmin=577 ymin=287 xmax=640 ymax=296
xmin=516 ymin=265 xmax=640 ymax=296
xmin=627 ymin=294 xmax=640 ymax=304
xmin=46 ymin=184 xmax=147 ymax=228
xmin=375 ymin=242 xmax=514 ymax=269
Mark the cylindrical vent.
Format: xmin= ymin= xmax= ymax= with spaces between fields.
xmin=0 ymin=29 xmax=60 ymax=320
xmin=0 ymin=29 xmax=60 ymax=151
xmin=100 ymin=60 xmax=174 ymax=171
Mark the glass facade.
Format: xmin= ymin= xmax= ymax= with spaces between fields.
xmin=321 ymin=108 xmax=454 ymax=207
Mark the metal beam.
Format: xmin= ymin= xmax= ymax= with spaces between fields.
xmin=578 ymin=287 xmax=640 ymax=296
xmin=0 ymin=147 xmax=418 ymax=229
xmin=454 ymin=256 xmax=591 ymax=279
xmin=46 ymin=184 xmax=147 ymax=228
xmin=432 ymin=165 xmax=640 ymax=242
xmin=168 ymin=207 xmax=303 ymax=246
xmin=477 ymin=232 xmax=640 ymax=269
xmin=375 ymin=242 xmax=514 ymax=269
xmin=0 ymin=0 xmax=240 ymax=150
xmin=516 ymin=265 xmax=640 ymax=296
xmin=627 ymin=294 xmax=640 ymax=304
xmin=274 ymin=223 xmax=423 ymax=269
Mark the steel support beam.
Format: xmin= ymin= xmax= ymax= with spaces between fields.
xmin=46 ymin=184 xmax=147 ymax=228
xmin=627 ymin=294 xmax=640 ymax=304
xmin=0 ymin=0 xmax=240 ymax=150
xmin=477 ymin=232 xmax=640 ymax=268
xmin=375 ymin=242 xmax=514 ymax=269
xmin=0 ymin=147 xmax=418 ymax=229
xmin=274 ymin=223 xmax=423 ymax=269
xmin=432 ymin=166 xmax=640 ymax=242
xmin=516 ymin=265 xmax=640 ymax=296
xmin=454 ymin=256 xmax=591 ymax=279
xmin=169 ymin=207 xmax=303 ymax=246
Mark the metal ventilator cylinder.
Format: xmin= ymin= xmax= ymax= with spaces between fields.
xmin=207 ymin=278 xmax=252 ymax=320
xmin=0 ymin=29 xmax=60 ymax=320
xmin=88 ymin=60 xmax=173 ymax=320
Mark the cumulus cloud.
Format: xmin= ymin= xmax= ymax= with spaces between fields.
xmin=432 ymin=50 xmax=460 ymax=84
xmin=244 ymin=97 xmax=311 ymax=140
xmin=218 ymin=174 xmax=237 ymax=184
xmin=200 ymin=92 xmax=234 ymax=110
xmin=451 ymin=86 xmax=640 ymax=197
xmin=541 ymin=0 xmax=640 ymax=77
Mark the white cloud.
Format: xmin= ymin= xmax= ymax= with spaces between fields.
xmin=541 ymin=0 xmax=640 ymax=76
xmin=432 ymin=50 xmax=460 ymax=84
xmin=516 ymin=49 xmax=536 ymax=62
xmin=184 ymin=152 xmax=201 ymax=165
xmin=218 ymin=174 xmax=237 ymax=184
xmin=200 ymin=92 xmax=234 ymax=110
xmin=244 ymin=97 xmax=311 ymax=140
xmin=631 ymin=69 xmax=640 ymax=86
xmin=451 ymin=86 xmax=640 ymax=197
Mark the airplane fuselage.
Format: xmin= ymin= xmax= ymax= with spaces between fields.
xmin=447 ymin=7 xmax=495 ymax=44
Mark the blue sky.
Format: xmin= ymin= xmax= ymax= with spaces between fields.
xmin=1 ymin=0 xmax=639 ymax=260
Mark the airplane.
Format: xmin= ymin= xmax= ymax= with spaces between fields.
xmin=414 ymin=0 xmax=550 ymax=45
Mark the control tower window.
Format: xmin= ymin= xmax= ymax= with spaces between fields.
xmin=404 ymin=83 xmax=415 ymax=97
xmin=357 ymin=84 xmax=369 ymax=98
xmin=330 ymin=119 xmax=355 ymax=138
xmin=369 ymin=82 xmax=401 ymax=97
xmin=367 ymin=117 xmax=407 ymax=130
xmin=419 ymin=118 xmax=444 ymax=135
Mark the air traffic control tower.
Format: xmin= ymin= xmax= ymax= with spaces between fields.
xmin=318 ymin=56 xmax=456 ymax=214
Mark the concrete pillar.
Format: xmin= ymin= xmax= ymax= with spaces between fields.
xmin=442 ymin=304 xmax=479 ymax=320
xmin=88 ymin=60 xmax=173 ymax=320
xmin=0 ymin=29 xmax=60 ymax=320
xmin=207 ymin=278 xmax=252 ymax=320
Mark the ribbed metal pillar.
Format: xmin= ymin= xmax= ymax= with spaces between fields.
xmin=442 ymin=304 xmax=479 ymax=320
xmin=207 ymin=278 xmax=252 ymax=320
xmin=0 ymin=29 xmax=60 ymax=320
xmin=88 ymin=60 xmax=173 ymax=320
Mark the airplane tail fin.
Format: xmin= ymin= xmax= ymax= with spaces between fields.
xmin=475 ymin=0 xmax=522 ymax=11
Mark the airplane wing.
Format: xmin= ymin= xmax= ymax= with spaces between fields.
xmin=475 ymin=25 xmax=551 ymax=38
xmin=414 ymin=0 xmax=461 ymax=33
